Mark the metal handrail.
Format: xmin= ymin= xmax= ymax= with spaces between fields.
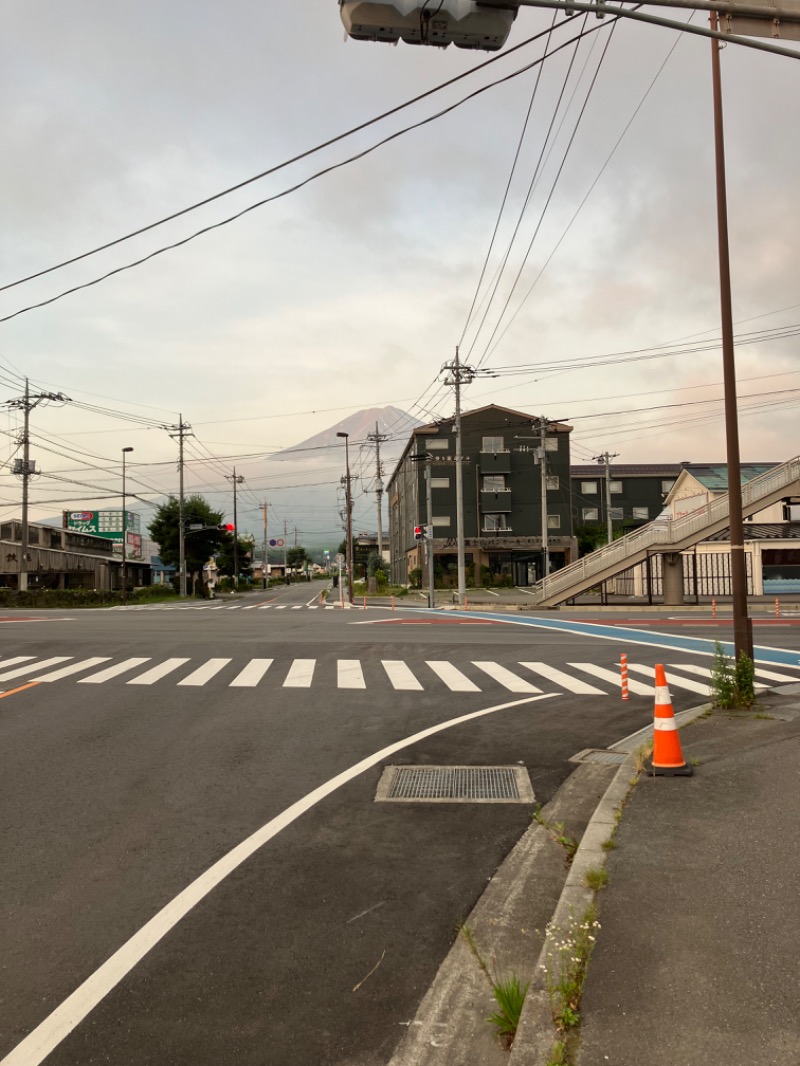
xmin=535 ymin=455 xmax=800 ymax=602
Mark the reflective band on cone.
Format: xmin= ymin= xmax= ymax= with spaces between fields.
xmin=648 ymin=663 xmax=692 ymax=776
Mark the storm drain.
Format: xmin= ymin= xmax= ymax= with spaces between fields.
xmin=569 ymin=748 xmax=628 ymax=766
xmin=375 ymin=765 xmax=534 ymax=804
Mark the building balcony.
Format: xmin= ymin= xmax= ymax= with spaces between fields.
xmin=479 ymin=451 xmax=511 ymax=473
xmin=480 ymin=490 xmax=512 ymax=511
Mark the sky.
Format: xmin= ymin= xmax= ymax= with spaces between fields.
xmin=2 ymin=0 xmax=799 ymax=545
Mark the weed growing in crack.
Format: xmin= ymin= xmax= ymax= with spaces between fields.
xmin=542 ymin=905 xmax=601 ymax=1034
xmin=532 ymin=809 xmax=579 ymax=863
xmin=584 ymin=867 xmax=609 ymax=891
xmin=487 ymin=974 xmax=530 ymax=1048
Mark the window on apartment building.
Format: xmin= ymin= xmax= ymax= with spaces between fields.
xmin=482 ymin=436 xmax=505 ymax=452
xmin=581 ymin=481 xmax=598 ymax=494
xmin=546 ymin=475 xmax=559 ymax=490
xmin=483 ymin=514 xmax=510 ymax=530
xmin=426 ymin=439 xmax=450 ymax=450
xmin=610 ymin=480 xmax=623 ymax=494
xmin=582 ymin=507 xmax=599 ymax=521
xmin=609 ymin=507 xmax=623 ymax=520
xmin=547 ymin=514 xmax=561 ymax=529
xmin=545 ymin=436 xmax=558 ymax=452
xmin=632 ymin=507 xmax=649 ymax=520
xmin=430 ymin=477 xmax=450 ymax=489
xmin=432 ymin=515 xmax=451 ymax=527
xmin=662 ymin=479 xmax=675 ymax=493
xmin=482 ymin=475 xmax=506 ymax=491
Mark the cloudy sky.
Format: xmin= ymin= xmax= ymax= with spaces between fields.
xmin=2 ymin=0 xmax=799 ymax=543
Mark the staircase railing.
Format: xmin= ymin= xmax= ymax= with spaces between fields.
xmin=535 ymin=455 xmax=800 ymax=603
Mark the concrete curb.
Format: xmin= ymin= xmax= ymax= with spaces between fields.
xmin=508 ymin=699 xmax=712 ymax=1064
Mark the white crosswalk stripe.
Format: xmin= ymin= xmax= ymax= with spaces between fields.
xmin=284 ymin=659 xmax=315 ymax=687
xmin=568 ymin=663 xmax=654 ymax=695
xmin=518 ymin=662 xmax=605 ymax=694
xmin=626 ymin=663 xmax=710 ymax=695
xmin=666 ymin=663 xmax=768 ymax=690
xmin=471 ymin=661 xmax=541 ymax=693
xmin=29 ymin=658 xmax=112 ymax=683
xmin=0 ymin=657 xmax=72 ymax=682
xmin=229 ymin=659 xmax=274 ymax=687
xmin=128 ymin=658 xmax=191 ymax=685
xmin=338 ymin=660 xmax=366 ymax=689
xmin=178 ymin=659 xmax=232 ymax=687
xmin=79 ymin=658 xmax=152 ymax=684
xmin=425 ymin=661 xmax=481 ymax=692
xmin=381 ymin=660 xmax=423 ymax=691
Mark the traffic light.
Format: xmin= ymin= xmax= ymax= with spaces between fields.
xmin=414 ymin=525 xmax=424 ymax=541
xmin=217 ymin=523 xmax=235 ymax=533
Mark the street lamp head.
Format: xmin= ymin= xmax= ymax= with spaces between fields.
xmin=122 ymin=447 xmax=134 ymax=453
xmin=336 ymin=432 xmax=348 ymax=439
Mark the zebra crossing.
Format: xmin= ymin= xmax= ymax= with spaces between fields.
xmin=2 ymin=653 xmax=800 ymax=695
xmin=113 ymin=603 xmax=330 ymax=611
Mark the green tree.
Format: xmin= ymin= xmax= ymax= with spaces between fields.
xmin=148 ymin=495 xmax=230 ymax=592
xmin=286 ymin=546 xmax=309 ymax=571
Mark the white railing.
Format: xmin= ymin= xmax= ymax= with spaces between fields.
xmin=534 ymin=456 xmax=800 ymax=603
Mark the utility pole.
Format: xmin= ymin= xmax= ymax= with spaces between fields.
xmin=425 ymin=458 xmax=435 ymax=609
xmin=121 ymin=447 xmax=134 ymax=604
xmin=167 ymin=416 xmax=191 ymax=597
xmin=6 ymin=380 xmax=70 ymax=593
xmin=710 ymin=10 xmax=753 ymax=661
xmin=336 ymin=431 xmax=354 ymax=603
xmin=440 ymin=347 xmax=476 ymax=607
xmin=261 ymin=501 xmax=268 ymax=589
xmin=539 ymin=418 xmax=549 ymax=581
xmin=367 ymin=422 xmax=389 ymax=560
xmin=593 ymin=451 xmax=620 ymax=547
xmin=226 ymin=469 xmax=244 ymax=587
xmin=283 ymin=519 xmax=288 ymax=579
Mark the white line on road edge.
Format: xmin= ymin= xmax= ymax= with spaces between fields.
xmin=1 ymin=692 xmax=556 ymax=1066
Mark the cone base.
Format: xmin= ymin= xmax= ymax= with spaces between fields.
xmin=648 ymin=761 xmax=693 ymax=777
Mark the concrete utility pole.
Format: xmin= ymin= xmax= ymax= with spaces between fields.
xmin=593 ymin=452 xmax=620 ymax=547
xmin=6 ymin=380 xmax=70 ymax=593
xmin=440 ymin=347 xmax=476 ymax=607
xmin=261 ymin=501 xmax=268 ymax=589
xmin=539 ymin=418 xmax=550 ymax=581
xmin=710 ymin=9 xmax=753 ymax=661
xmin=336 ymin=431 xmax=354 ymax=603
xmin=367 ymin=422 xmax=389 ymax=560
xmin=425 ymin=458 xmax=435 ymax=609
xmin=226 ymin=469 xmax=244 ymax=587
xmin=121 ymin=447 xmax=134 ymax=604
xmin=167 ymin=416 xmax=191 ymax=597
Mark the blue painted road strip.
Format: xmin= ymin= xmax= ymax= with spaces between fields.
xmin=434 ymin=611 xmax=800 ymax=667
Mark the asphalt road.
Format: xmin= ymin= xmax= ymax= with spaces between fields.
xmin=2 ymin=587 xmax=799 ymax=1066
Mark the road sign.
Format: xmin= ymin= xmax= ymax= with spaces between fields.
xmin=269 ymin=538 xmax=286 ymax=548
xmin=335 ymin=553 xmax=345 ymax=565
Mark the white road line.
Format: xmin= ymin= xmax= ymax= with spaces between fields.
xmin=425 ymin=661 xmax=481 ymax=692
xmin=209 ymin=606 xmax=227 ymax=611
xmin=29 ymin=658 xmax=112 ymax=683
xmin=257 ymin=605 xmax=271 ymax=610
xmin=337 ymin=660 xmax=366 ymax=689
xmin=471 ymin=662 xmax=541 ymax=693
xmin=229 ymin=659 xmax=274 ymax=687
xmin=627 ymin=663 xmax=710 ymax=695
xmin=752 ymin=664 xmax=800 ymax=682
xmin=284 ymin=659 xmax=315 ymax=687
xmin=177 ymin=659 xmax=232 ymax=687
xmin=569 ymin=663 xmax=653 ymax=696
xmin=667 ymin=663 xmax=768 ymax=690
xmin=0 ymin=656 xmax=36 ymax=670
xmin=308 ymin=606 xmax=319 ymax=610
xmin=0 ymin=692 xmax=556 ymax=1066
xmin=242 ymin=605 xmax=258 ymax=610
xmin=0 ymin=657 xmax=72 ymax=682
xmin=275 ymin=606 xmax=288 ymax=610
xmin=78 ymin=659 xmax=152 ymax=684
xmin=291 ymin=606 xmax=302 ymax=610
xmin=518 ymin=662 xmax=605 ymax=694
xmin=381 ymin=661 xmax=424 ymax=691
xmin=127 ymin=658 xmax=191 ymax=685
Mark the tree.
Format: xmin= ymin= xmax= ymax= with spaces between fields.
xmin=149 ymin=495 xmax=230 ymax=591
xmin=286 ymin=546 xmax=309 ymax=571
xmin=215 ymin=535 xmax=253 ymax=579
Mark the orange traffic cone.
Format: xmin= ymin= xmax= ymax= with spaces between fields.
xmin=649 ymin=664 xmax=692 ymax=776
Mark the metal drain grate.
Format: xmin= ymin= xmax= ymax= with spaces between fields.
xmin=569 ymin=749 xmax=628 ymax=766
xmin=376 ymin=765 xmax=534 ymax=804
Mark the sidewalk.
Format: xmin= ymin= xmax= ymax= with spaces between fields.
xmin=575 ymin=687 xmax=800 ymax=1065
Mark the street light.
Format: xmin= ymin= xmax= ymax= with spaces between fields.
xmin=121 ymin=447 xmax=133 ymax=605
xmin=336 ymin=432 xmax=354 ymax=604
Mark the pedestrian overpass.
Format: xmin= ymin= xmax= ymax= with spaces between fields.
xmin=531 ymin=456 xmax=800 ymax=607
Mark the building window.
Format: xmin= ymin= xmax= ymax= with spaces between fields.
xmin=662 ymin=479 xmax=675 ymax=493
xmin=545 ymin=436 xmax=558 ymax=452
xmin=546 ymin=475 xmax=559 ymax=490
xmin=632 ymin=507 xmax=649 ymax=520
xmin=581 ymin=481 xmax=598 ymax=494
xmin=483 ymin=514 xmax=510 ymax=531
xmin=547 ymin=514 xmax=561 ymax=529
xmin=482 ymin=436 xmax=505 ymax=452
xmin=482 ymin=475 xmax=506 ymax=491
xmin=609 ymin=507 xmax=623 ymax=520
xmin=582 ymin=507 xmax=599 ymax=521
xmin=610 ymin=480 xmax=623 ymax=494
xmin=426 ymin=439 xmax=449 ymax=451
xmin=432 ymin=515 xmax=451 ymax=527
xmin=430 ymin=477 xmax=450 ymax=489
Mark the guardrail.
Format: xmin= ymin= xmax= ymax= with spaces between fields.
xmin=535 ymin=456 xmax=800 ymax=603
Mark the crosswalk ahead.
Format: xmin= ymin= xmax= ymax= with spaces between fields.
xmin=2 ymin=654 xmax=800 ymax=695
xmin=113 ymin=604 xmax=331 ymax=611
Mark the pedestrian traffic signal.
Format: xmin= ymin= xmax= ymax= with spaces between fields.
xmin=218 ymin=523 xmax=235 ymax=532
xmin=414 ymin=525 xmax=424 ymax=540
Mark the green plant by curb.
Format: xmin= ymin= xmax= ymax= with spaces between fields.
xmin=711 ymin=640 xmax=756 ymax=708
xmin=542 ymin=904 xmax=601 ymax=1034
xmin=532 ymin=809 xmax=579 ymax=863
xmin=584 ymin=867 xmax=609 ymax=891
xmin=459 ymin=925 xmax=530 ymax=1048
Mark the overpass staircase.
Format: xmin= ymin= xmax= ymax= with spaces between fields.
xmin=531 ymin=455 xmax=800 ymax=607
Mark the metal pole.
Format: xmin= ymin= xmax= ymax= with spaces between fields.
xmin=262 ymin=501 xmax=268 ymax=589
xmin=19 ymin=378 xmax=30 ymax=593
xmin=337 ymin=432 xmax=354 ymax=604
xmin=228 ymin=468 xmax=243 ymax=588
xmin=710 ymin=11 xmax=753 ymax=660
xmin=121 ymin=447 xmax=133 ymax=605
xmin=426 ymin=459 xmax=435 ymax=609
xmin=539 ymin=418 xmax=549 ymax=581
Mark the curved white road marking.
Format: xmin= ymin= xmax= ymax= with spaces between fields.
xmin=2 ymin=692 xmax=555 ymax=1066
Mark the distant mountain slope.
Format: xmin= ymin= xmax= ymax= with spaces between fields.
xmin=270 ymin=406 xmax=422 ymax=461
